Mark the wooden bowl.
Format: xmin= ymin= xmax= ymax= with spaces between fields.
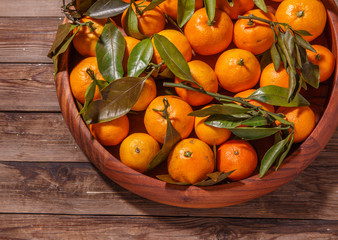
xmin=55 ymin=0 xmax=338 ymax=208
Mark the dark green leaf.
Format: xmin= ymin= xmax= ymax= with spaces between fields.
xmin=248 ymin=86 xmax=310 ymax=107
xmin=127 ymin=38 xmax=153 ymax=77
xmin=295 ymin=44 xmax=302 ymax=68
xmin=287 ymin=66 xmax=299 ymax=101
xmin=76 ymin=0 xmax=96 ymax=15
xmin=275 ymin=133 xmax=294 ymax=170
xmin=124 ymin=6 xmax=147 ymax=40
xmin=294 ymin=29 xmax=312 ymax=37
xmin=205 ymin=114 xmax=246 ymax=129
xmin=94 ymin=79 xmax=109 ymax=91
xmin=164 ymin=13 xmax=184 ymax=33
xmin=294 ymin=33 xmax=316 ymax=52
xmin=253 ymin=0 xmax=267 ymax=13
xmin=188 ymin=104 xmax=249 ymax=117
xmin=267 ymin=112 xmax=293 ymax=126
xmin=194 ymin=171 xmax=235 ymax=186
xmin=276 ymin=44 xmax=287 ymax=69
xmin=301 ymin=61 xmax=320 ymax=88
xmin=153 ymin=34 xmax=195 ymax=83
xmin=177 ymin=0 xmax=195 ymax=28
xmin=79 ymin=81 xmax=97 ymax=115
xmin=277 ymin=32 xmax=292 ymax=69
xmin=142 ymin=0 xmax=166 ymax=11
xmin=283 ymin=29 xmax=295 ymax=58
xmin=259 ymin=135 xmax=290 ymax=178
xmin=230 ymin=127 xmax=287 ymax=140
xmin=156 ymin=175 xmax=190 ymax=185
xmin=240 ymin=115 xmax=270 ymax=127
xmin=204 ymin=0 xmax=216 ymax=25
xmin=270 ymin=42 xmax=281 ymax=71
xmin=96 ymin=18 xmax=125 ymax=82
xmin=85 ymin=0 xmax=129 ymax=18
xmin=48 ymin=23 xmax=76 ymax=58
xmin=83 ymin=77 xmax=145 ymax=124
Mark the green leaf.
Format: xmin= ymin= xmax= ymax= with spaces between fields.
xmin=248 ymin=86 xmax=310 ymax=107
xmin=253 ymin=0 xmax=268 ymax=13
xmin=142 ymin=0 xmax=166 ymax=11
xmin=188 ymin=104 xmax=249 ymax=117
xmin=300 ymin=61 xmax=320 ymax=88
xmin=85 ymin=0 xmax=129 ymax=18
xmin=96 ymin=18 xmax=125 ymax=83
xmin=287 ymin=66 xmax=299 ymax=102
xmin=127 ymin=38 xmax=153 ymax=77
xmin=260 ymin=50 xmax=272 ymax=71
xmin=205 ymin=114 xmax=246 ymax=129
xmin=156 ymin=175 xmax=190 ymax=185
xmin=240 ymin=115 xmax=270 ymax=127
xmin=294 ymin=33 xmax=316 ymax=52
xmin=276 ymin=44 xmax=287 ymax=69
xmin=124 ymin=6 xmax=147 ymax=40
xmin=153 ymin=34 xmax=195 ymax=83
xmin=295 ymin=44 xmax=302 ymax=68
xmin=147 ymin=99 xmax=182 ymax=171
xmin=76 ymin=0 xmax=96 ymax=15
xmin=204 ymin=0 xmax=216 ymax=25
xmin=48 ymin=23 xmax=76 ymax=58
xmin=79 ymin=81 xmax=96 ymax=115
xmin=294 ymin=29 xmax=312 ymax=37
xmin=275 ymin=133 xmax=294 ymax=170
xmin=267 ymin=112 xmax=293 ymax=126
xmin=270 ymin=42 xmax=281 ymax=71
xmin=230 ymin=127 xmax=288 ymax=140
xmin=177 ymin=0 xmax=195 ymax=28
xmin=194 ymin=171 xmax=234 ymax=186
xmin=83 ymin=77 xmax=146 ymax=124
xmin=259 ymin=133 xmax=291 ymax=178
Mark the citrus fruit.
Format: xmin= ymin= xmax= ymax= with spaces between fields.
xmin=89 ymin=115 xmax=129 ymax=146
xmin=174 ymin=60 xmax=218 ymax=106
xmin=216 ymin=0 xmax=255 ymax=20
xmin=121 ymin=1 xmax=166 ymax=37
xmin=184 ymin=8 xmax=233 ymax=55
xmin=119 ymin=133 xmax=160 ymax=173
xmin=168 ymin=138 xmax=215 ymax=184
xmin=72 ymin=16 xmax=108 ymax=57
xmin=132 ymin=75 xmax=157 ymax=111
xmin=144 ymin=95 xmax=194 ymax=144
xmin=275 ymin=0 xmax=327 ymax=42
xmin=306 ymin=45 xmax=336 ymax=82
xmin=158 ymin=0 xmax=204 ymax=21
xmin=233 ymin=9 xmax=277 ymax=55
xmin=69 ymin=57 xmax=104 ymax=104
xmin=276 ymin=106 xmax=316 ymax=143
xmin=123 ymin=36 xmax=140 ymax=73
xmin=234 ymin=89 xmax=275 ymax=112
xmin=215 ymin=48 xmax=261 ymax=93
xmin=152 ymin=29 xmax=192 ymax=66
xmin=217 ymin=140 xmax=258 ymax=181
xmin=194 ymin=105 xmax=232 ymax=146
xmin=260 ymin=63 xmax=289 ymax=89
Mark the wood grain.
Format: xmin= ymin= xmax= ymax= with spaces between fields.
xmin=0 ymin=214 xmax=337 ymax=240
xmin=0 ymin=161 xmax=336 ymax=220
xmin=0 ymin=18 xmax=63 ymax=63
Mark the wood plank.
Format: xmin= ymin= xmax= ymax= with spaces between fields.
xmin=0 ymin=0 xmax=65 ymax=17
xmin=0 ymin=18 xmax=63 ymax=63
xmin=0 ymin=64 xmax=60 ymax=111
xmin=0 ymin=161 xmax=337 ymax=220
xmin=0 ymin=214 xmax=337 ymax=239
xmin=0 ymin=112 xmax=87 ymax=162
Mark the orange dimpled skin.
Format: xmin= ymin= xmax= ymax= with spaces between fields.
xmin=277 ymin=106 xmax=316 ymax=143
xmin=216 ymin=0 xmax=255 ymax=20
xmin=217 ymin=140 xmax=258 ymax=181
xmin=89 ymin=115 xmax=129 ymax=146
xmin=73 ymin=16 xmax=108 ymax=57
xmin=168 ymin=138 xmax=215 ymax=184
xmin=234 ymin=89 xmax=275 ymax=112
xmin=234 ymin=9 xmax=277 ymax=55
xmin=260 ymin=63 xmax=290 ymax=89
xmin=184 ymin=8 xmax=233 ymax=55
xmin=174 ymin=60 xmax=218 ymax=106
xmin=215 ymin=49 xmax=261 ymax=93
xmin=144 ymin=96 xmax=194 ymax=144
xmin=70 ymin=57 xmax=104 ymax=104
xmin=275 ymin=0 xmax=327 ymax=42
xmin=121 ymin=1 xmax=166 ymax=37
xmin=159 ymin=0 xmax=203 ymax=20
xmin=306 ymin=45 xmax=336 ymax=82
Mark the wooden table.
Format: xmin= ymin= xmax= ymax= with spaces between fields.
xmin=0 ymin=1 xmax=337 ymax=239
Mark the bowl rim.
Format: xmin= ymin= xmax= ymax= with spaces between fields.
xmin=55 ymin=2 xmax=338 ymax=208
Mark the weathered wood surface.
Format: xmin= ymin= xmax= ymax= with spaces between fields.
xmin=1 ymin=214 xmax=337 ymax=240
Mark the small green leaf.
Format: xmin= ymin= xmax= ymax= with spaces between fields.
xmin=96 ymin=18 xmax=125 ymax=82
xmin=267 ymin=112 xmax=293 ymax=126
xmin=270 ymin=42 xmax=281 ymax=71
xmin=83 ymin=77 xmax=146 ymax=124
xmin=253 ymin=0 xmax=268 ymax=13
xmin=85 ymin=0 xmax=129 ymax=18
xmin=294 ymin=29 xmax=312 ymax=37
xmin=142 ymin=0 xmax=166 ymax=11
xmin=204 ymin=0 xmax=216 ymax=25
xmin=295 ymin=44 xmax=302 ymax=68
xmin=177 ymin=0 xmax=195 ymax=28
xmin=287 ymin=66 xmax=299 ymax=102
xmin=275 ymin=133 xmax=294 ymax=170
xmin=127 ymin=38 xmax=154 ymax=77
xmin=188 ymin=104 xmax=249 ymax=117
xmin=230 ymin=127 xmax=288 ymax=140
xmin=248 ymin=86 xmax=310 ymax=107
xmin=153 ymin=34 xmax=195 ymax=83
xmin=205 ymin=114 xmax=246 ymax=129
xmin=194 ymin=171 xmax=235 ymax=186
xmin=124 ymin=6 xmax=147 ymax=40
xmin=301 ymin=61 xmax=320 ymax=88
xmin=276 ymin=44 xmax=287 ymax=69
xmin=294 ymin=33 xmax=316 ymax=52
xmin=48 ymin=23 xmax=76 ymax=58
xmin=156 ymin=174 xmax=190 ymax=185
xmin=240 ymin=115 xmax=270 ymax=127
xmin=79 ymin=81 xmax=96 ymax=115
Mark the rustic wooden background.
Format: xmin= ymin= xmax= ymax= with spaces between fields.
xmin=0 ymin=0 xmax=337 ymax=239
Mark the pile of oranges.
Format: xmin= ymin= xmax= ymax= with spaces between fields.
xmin=69 ymin=0 xmax=335 ymax=185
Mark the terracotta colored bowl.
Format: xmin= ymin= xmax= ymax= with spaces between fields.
xmin=55 ymin=0 xmax=338 ymax=208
